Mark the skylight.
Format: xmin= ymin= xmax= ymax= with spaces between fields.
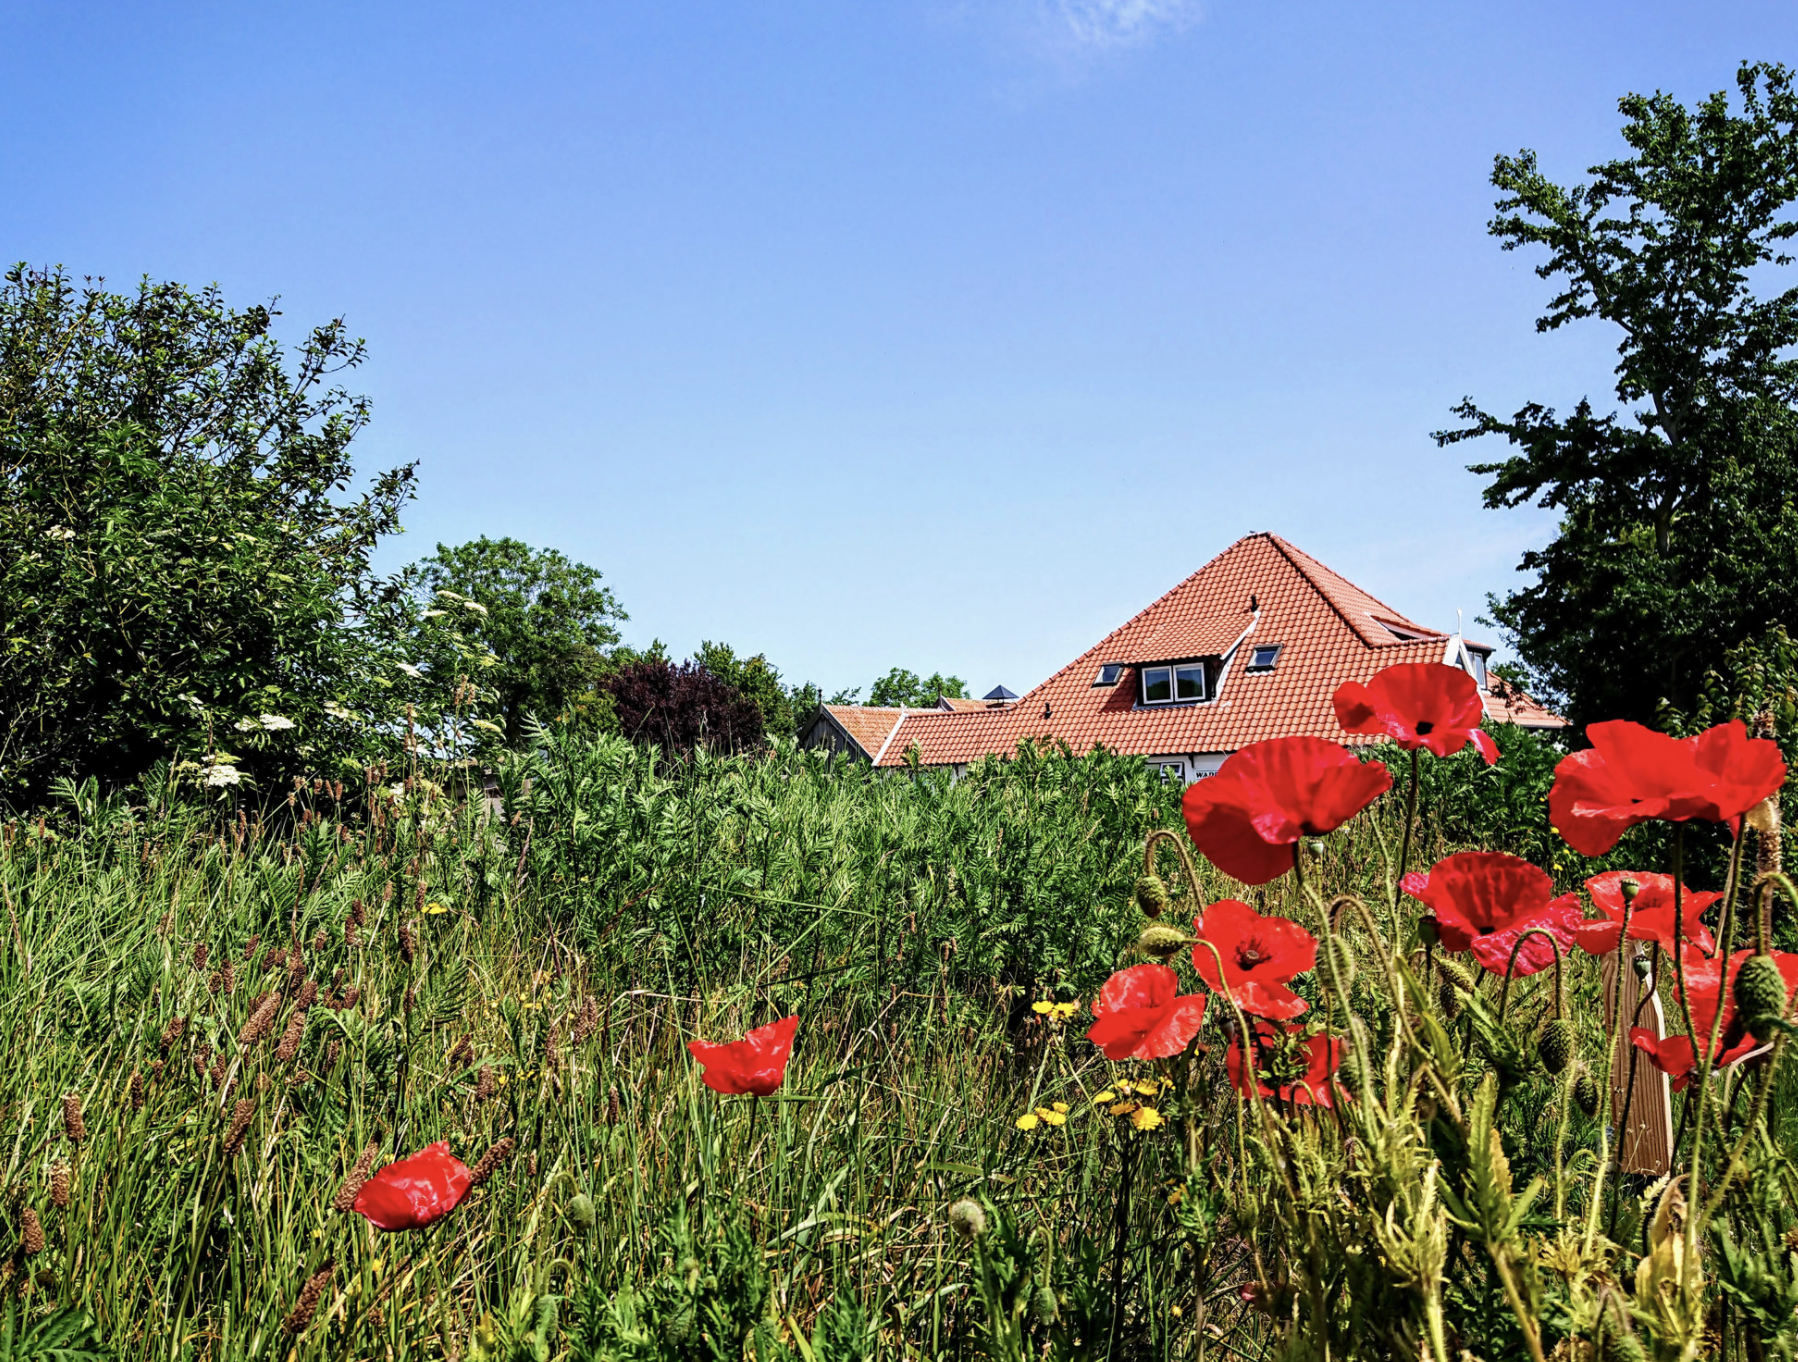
xmin=1245 ymin=644 xmax=1282 ymax=671
xmin=1093 ymin=663 xmax=1124 ymax=686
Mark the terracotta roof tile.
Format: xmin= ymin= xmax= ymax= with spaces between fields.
xmin=848 ymin=533 xmax=1555 ymax=767
xmin=821 ymin=706 xmax=908 ymax=759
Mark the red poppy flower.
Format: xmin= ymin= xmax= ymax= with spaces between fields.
xmin=1332 ymin=663 xmax=1499 ymax=764
xmin=1629 ymin=1028 xmax=1701 ymax=1092
xmin=688 ymin=1015 xmax=800 ymax=1096
xmin=1401 ymin=852 xmax=1580 ymax=976
xmin=1574 ymin=871 xmax=1718 ymax=957
xmin=1682 ymin=948 xmax=1798 ymax=1045
xmin=1548 ymin=720 xmax=1785 ymax=857
xmin=1182 ymin=737 xmax=1392 ymax=885
xmin=1190 ymin=899 xmax=1316 ymax=1020
xmin=1225 ymin=1020 xmax=1344 ymax=1107
xmin=352 ymin=1141 xmax=473 ymax=1231
xmin=1086 ymin=964 xmax=1208 ymax=1061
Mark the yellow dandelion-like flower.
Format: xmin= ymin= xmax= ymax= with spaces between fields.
xmin=424 ymin=901 xmax=450 ymax=915
xmin=1015 ymin=1112 xmax=1041 ymax=1131
xmin=1133 ymin=1080 xmax=1159 ymax=1096
xmin=1035 ymin=1107 xmax=1067 ymax=1127
xmin=1166 ymin=1183 xmax=1186 ymax=1207
xmin=1130 ymin=1105 xmax=1164 ymax=1132
xmin=1093 ymin=1089 xmax=1116 ymax=1104
xmin=1109 ymin=1101 xmax=1138 ymax=1118
xmin=1051 ymin=1101 xmax=1069 ymax=1114
xmin=1051 ymin=1001 xmax=1080 ymax=1021
xmin=1031 ymin=1000 xmax=1054 ymax=1015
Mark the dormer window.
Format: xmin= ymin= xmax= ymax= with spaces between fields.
xmin=1245 ymin=644 xmax=1282 ymax=672
xmin=1093 ymin=663 xmax=1124 ymax=686
xmin=1469 ymin=650 xmax=1489 ymax=687
xmin=1141 ymin=662 xmax=1208 ymax=705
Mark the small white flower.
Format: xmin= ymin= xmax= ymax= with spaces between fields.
xmin=422 ymin=609 xmax=448 ymax=619
xmin=258 ymin=714 xmax=296 ymax=731
xmin=45 ymin=524 xmax=76 ymax=541
xmin=396 ymin=662 xmax=424 ymax=679
xmin=323 ymin=701 xmax=354 ymax=721
xmin=202 ymin=764 xmax=243 ymax=788
xmin=471 ymin=719 xmax=505 ymax=735
xmin=234 ymin=716 xmax=259 ymax=732
xmin=462 ymin=600 xmax=489 ymax=616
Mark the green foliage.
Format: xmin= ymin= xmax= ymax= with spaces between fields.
xmin=1439 ymin=62 xmax=1798 ymax=726
xmin=867 ymin=668 xmax=969 ymax=708
xmin=506 ymin=732 xmax=1185 ymax=993
xmin=695 ymin=641 xmax=823 ymax=742
xmin=0 ymin=1304 xmax=110 ymax=1361
xmin=410 ymin=537 xmax=627 ymax=748
xmin=0 ymin=264 xmax=416 ymax=802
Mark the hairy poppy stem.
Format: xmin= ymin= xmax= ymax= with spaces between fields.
xmin=1584 ymin=887 xmax=1634 ymax=1255
xmin=1394 ymin=748 xmax=1420 ymax=916
xmin=1496 ymin=927 xmax=1562 ymax=1026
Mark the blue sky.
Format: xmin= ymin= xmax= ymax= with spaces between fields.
xmin=5 ymin=2 xmax=1795 ymax=699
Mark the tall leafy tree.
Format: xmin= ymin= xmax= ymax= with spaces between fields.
xmin=410 ymin=537 xmax=626 ymax=747
xmin=0 ymin=265 xmax=415 ymax=801
xmin=867 ymin=667 xmax=969 ymax=708
xmin=601 ymin=659 xmax=765 ymax=757
xmin=1440 ymin=62 xmax=1798 ymax=728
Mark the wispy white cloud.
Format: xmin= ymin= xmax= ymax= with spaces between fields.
xmin=1047 ymin=0 xmax=1201 ymax=50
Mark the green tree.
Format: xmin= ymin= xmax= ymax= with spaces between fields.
xmin=866 ymin=667 xmax=968 ymax=708
xmin=695 ymin=640 xmax=842 ymax=740
xmin=1439 ymin=62 xmax=1798 ymax=728
xmin=411 ymin=537 xmax=626 ymax=747
xmin=0 ymin=265 xmax=416 ymax=801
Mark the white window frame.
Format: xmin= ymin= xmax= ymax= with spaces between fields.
xmin=1245 ymin=643 xmax=1282 ymax=672
xmin=1141 ymin=666 xmax=1174 ymax=704
xmin=1140 ymin=660 xmax=1209 ymax=706
xmin=1093 ymin=663 xmax=1124 ymax=686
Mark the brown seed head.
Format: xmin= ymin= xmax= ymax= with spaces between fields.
xmin=222 ymin=960 xmax=236 ymax=995
xmin=157 ymin=913 xmax=173 ymax=937
xmin=332 ymin=1143 xmax=379 ymax=1213
xmin=159 ymin=1014 xmax=186 ymax=1056
xmin=275 ymin=1010 xmax=307 ymax=1063
xmin=210 ymin=1052 xmax=232 ymax=1095
xmin=574 ymin=996 xmax=599 ymax=1046
xmin=344 ymin=919 xmax=360 ymax=947
xmin=398 ymin=921 xmax=415 ymax=965
xmin=351 ymin=898 xmax=367 ymax=926
xmin=322 ymin=1039 xmax=341 ymax=1073
xmin=61 ymin=1093 xmax=86 ymax=1145
xmin=244 ymin=934 xmax=260 ymax=960
xmin=192 ymin=941 xmax=208 ymax=972
xmin=49 ymin=1162 xmax=70 ymax=1211
xmin=605 ymin=1085 xmax=620 ymax=1126
xmin=261 ymin=946 xmax=286 ymax=973
xmin=281 ymin=1260 xmax=334 ymax=1336
xmin=129 ymin=1070 xmax=145 ymax=1112
xmin=312 ymin=929 xmax=327 ymax=952
xmin=288 ymin=952 xmax=306 ymax=996
xmin=542 ymin=1026 xmax=559 ymax=1067
xmin=474 ymin=1065 xmax=495 ymax=1103
xmin=296 ymin=977 xmax=318 ymax=1012
xmin=208 ymin=972 xmax=222 ymax=996
xmin=222 ymin=1097 xmax=256 ymax=1157
xmin=341 ymin=985 xmax=361 ymax=1010
xmin=20 ymin=1207 xmax=44 ymax=1255
xmin=403 ymin=984 xmax=415 ymax=1015
xmin=468 ymin=1137 xmax=515 ymax=1190
xmin=240 ymin=992 xmax=282 ymax=1047
xmin=448 ymin=1035 xmax=473 ymax=1070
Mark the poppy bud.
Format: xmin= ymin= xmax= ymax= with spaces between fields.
xmin=1734 ymin=953 xmax=1789 ymax=1040
xmin=565 ymin=1192 xmax=596 ymax=1229
xmin=1030 ymin=1285 xmax=1060 ymax=1323
xmin=1415 ymin=913 xmax=1439 ymax=948
xmin=1134 ymin=874 xmax=1171 ymax=920
xmin=947 ymin=1198 xmax=986 ymax=1239
xmin=1135 ymin=925 xmax=1191 ymax=961
xmin=1573 ymin=1070 xmax=1600 ymax=1119
xmin=1537 ymin=1018 xmax=1575 ymax=1075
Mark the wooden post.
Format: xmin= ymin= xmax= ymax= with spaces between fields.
xmin=1601 ymin=942 xmax=1673 ymax=1176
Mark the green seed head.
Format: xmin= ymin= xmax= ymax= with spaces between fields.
xmin=1136 ymin=924 xmax=1191 ymax=960
xmin=1574 ymin=1070 xmax=1601 ymax=1119
xmin=1734 ymin=952 xmax=1789 ymax=1039
xmin=1135 ymin=874 xmax=1171 ymax=920
xmin=1538 ymin=1018 xmax=1575 ymax=1075
xmin=1030 ymin=1285 xmax=1060 ymax=1323
xmin=566 ymin=1192 xmax=596 ymax=1229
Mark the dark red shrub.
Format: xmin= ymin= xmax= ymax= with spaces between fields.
xmin=602 ymin=659 xmax=766 ymax=757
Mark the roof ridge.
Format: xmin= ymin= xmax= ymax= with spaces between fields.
xmin=1264 ymin=534 xmax=1431 ymax=647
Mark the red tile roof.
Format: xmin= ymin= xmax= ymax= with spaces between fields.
xmin=1483 ymin=677 xmax=1570 ymax=730
xmin=820 ymin=706 xmax=909 ymax=760
xmin=851 ymin=533 xmax=1555 ymax=767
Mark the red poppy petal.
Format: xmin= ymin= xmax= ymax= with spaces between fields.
xmin=1233 ymin=977 xmax=1309 ymax=1021
xmin=353 ymin=1141 xmax=473 ymax=1231
xmin=1183 ymin=777 xmax=1299 ymax=885
xmin=1470 ymin=728 xmax=1500 ymax=765
xmin=1135 ymin=994 xmax=1208 ymax=1059
xmin=1574 ymin=919 xmax=1623 ymax=955
xmin=1094 ymin=964 xmax=1178 ymax=1016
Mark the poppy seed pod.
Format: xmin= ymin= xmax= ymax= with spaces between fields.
xmin=1633 ymin=954 xmax=1653 ymax=982
xmin=1734 ymin=953 xmax=1789 ymax=1039
xmin=1573 ymin=1070 xmax=1600 ymax=1119
xmin=1134 ymin=873 xmax=1171 ymax=920
xmin=1416 ymin=914 xmax=1439 ymax=948
xmin=1135 ymin=924 xmax=1190 ymax=961
xmin=1538 ymin=1018 xmax=1575 ymax=1075
xmin=1030 ymin=1285 xmax=1060 ymax=1323
xmin=947 ymin=1198 xmax=986 ymax=1239
xmin=566 ymin=1192 xmax=597 ymax=1229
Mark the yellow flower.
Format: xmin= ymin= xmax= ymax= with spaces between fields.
xmin=1130 ymin=1105 xmax=1164 ymax=1132
xmin=1051 ymin=1102 xmax=1069 ymax=1114
xmin=1109 ymin=1101 xmax=1137 ymax=1118
xmin=1133 ymin=1080 xmax=1159 ymax=1096
xmin=1031 ymin=1000 xmax=1054 ymax=1014
xmin=1093 ymin=1090 xmax=1116 ymax=1104
xmin=1050 ymin=1001 xmax=1079 ymax=1021
xmin=1166 ymin=1183 xmax=1186 ymax=1207
xmin=1034 ymin=1107 xmax=1067 ymax=1127
xmin=1015 ymin=1112 xmax=1041 ymax=1131
xmin=424 ymin=901 xmax=450 ymax=915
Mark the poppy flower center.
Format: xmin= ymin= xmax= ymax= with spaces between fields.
xmin=1236 ymin=939 xmax=1268 ymax=970
xmin=1414 ymin=720 xmax=1435 ymax=736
